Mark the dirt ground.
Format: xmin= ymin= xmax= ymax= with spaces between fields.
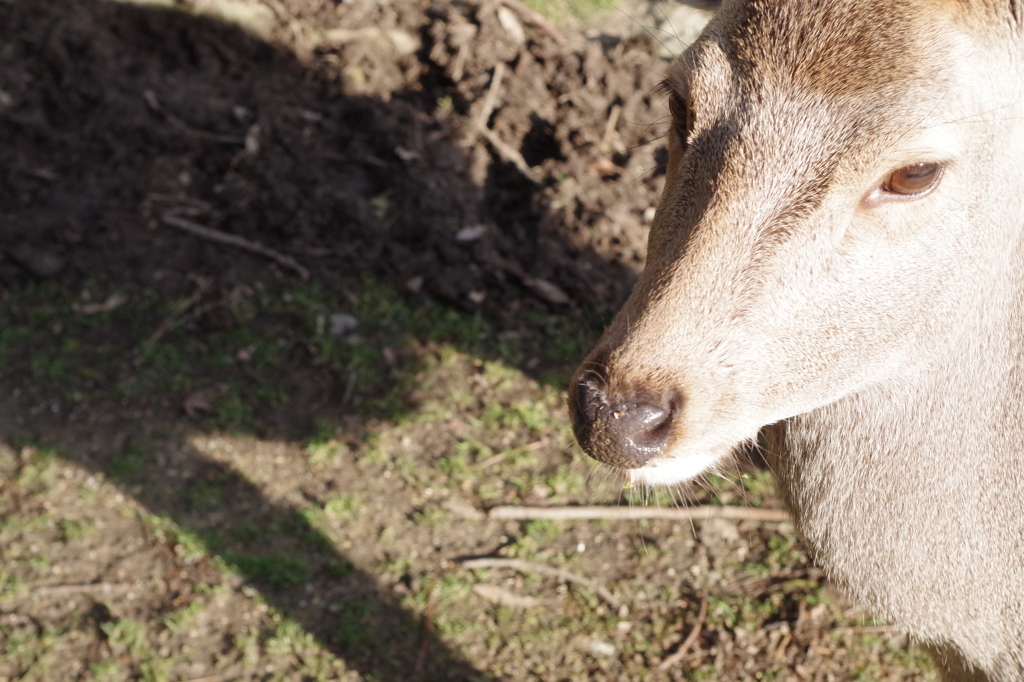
xmin=0 ymin=1 xmax=935 ymax=680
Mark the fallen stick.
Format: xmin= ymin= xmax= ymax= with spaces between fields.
xmin=492 ymin=256 xmax=569 ymax=304
xmin=460 ymin=557 xmax=619 ymax=607
xmin=162 ymin=213 xmax=310 ymax=280
xmin=33 ymin=582 xmax=130 ymax=596
xmin=461 ymin=63 xmax=541 ymax=184
xmin=475 ymin=439 xmax=548 ymax=468
xmin=471 ymin=584 xmax=548 ymax=609
xmin=479 ymin=126 xmax=541 ymax=184
xmin=601 ymin=103 xmax=623 ymax=149
xmin=149 ymin=297 xmax=228 ymax=345
xmin=487 ymin=504 xmax=791 ymax=522
xmin=465 ymin=62 xmax=506 ymax=147
xmin=658 ymin=596 xmax=708 ymax=670
xmin=146 ymin=276 xmax=214 ymax=345
xmin=498 ymin=0 xmax=568 ymax=45
xmin=144 ymin=90 xmax=245 ymax=145
xmin=72 ymin=293 xmax=127 ymax=315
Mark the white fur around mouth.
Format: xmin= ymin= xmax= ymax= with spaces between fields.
xmin=628 ymin=448 xmax=733 ymax=486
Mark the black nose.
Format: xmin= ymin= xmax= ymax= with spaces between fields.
xmin=571 ymin=368 xmax=676 ymax=469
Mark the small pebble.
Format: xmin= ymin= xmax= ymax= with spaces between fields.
xmin=456 ymin=224 xmax=487 ymax=243
xmin=329 ymin=313 xmax=358 ymax=337
xmin=587 ymin=640 xmax=616 ymax=657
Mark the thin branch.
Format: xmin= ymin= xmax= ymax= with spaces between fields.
xmin=471 ymin=584 xmax=547 ymax=608
xmin=461 ymin=63 xmax=541 ymax=184
xmin=475 ymin=439 xmax=548 ymax=468
xmin=658 ymin=596 xmax=708 ymax=670
xmin=479 ymin=127 xmax=541 ymax=184
xmin=465 ymin=62 xmax=506 ymax=147
xmin=72 ymin=293 xmax=127 ymax=315
xmin=162 ymin=213 xmax=309 ymax=280
xmin=498 ymin=0 xmax=568 ymax=45
xmin=475 ymin=451 xmax=508 ymax=469
xmin=487 ymin=504 xmax=791 ymax=522
xmin=146 ymin=276 xmax=214 ymax=345
xmin=149 ymin=297 xmax=229 ymax=345
xmin=33 ymin=582 xmax=130 ymax=596
xmin=601 ymin=103 xmax=623 ymax=150
xmin=144 ymin=90 xmax=245 ymax=145
xmin=460 ymin=557 xmax=619 ymax=607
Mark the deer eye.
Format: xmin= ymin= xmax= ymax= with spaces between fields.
xmin=883 ymin=162 xmax=943 ymax=196
xmin=668 ymin=92 xmax=687 ymax=125
xmin=668 ymin=92 xmax=692 ymax=143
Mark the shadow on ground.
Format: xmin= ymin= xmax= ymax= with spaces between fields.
xmin=0 ymin=0 xmax=673 ymax=679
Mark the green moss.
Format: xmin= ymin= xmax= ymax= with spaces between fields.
xmin=335 ymin=602 xmax=373 ymax=648
xmin=223 ymin=553 xmax=307 ymax=587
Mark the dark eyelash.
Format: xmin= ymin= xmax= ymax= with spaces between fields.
xmin=668 ymin=92 xmax=688 ymax=123
xmin=659 ymin=79 xmax=692 ymax=147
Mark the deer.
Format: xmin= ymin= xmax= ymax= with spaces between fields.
xmin=568 ymin=1 xmax=1024 ymax=679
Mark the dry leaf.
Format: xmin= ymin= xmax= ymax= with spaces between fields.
xmin=183 ymin=390 xmax=215 ymax=417
xmin=523 ymin=278 xmax=569 ymax=305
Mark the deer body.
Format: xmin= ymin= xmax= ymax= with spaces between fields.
xmin=569 ymin=2 xmax=1024 ymax=679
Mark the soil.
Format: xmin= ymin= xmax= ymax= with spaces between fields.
xmin=0 ymin=1 xmax=934 ymax=681
xmin=1 ymin=0 xmax=663 ymax=319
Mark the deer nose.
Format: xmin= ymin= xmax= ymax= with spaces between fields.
xmin=572 ymin=370 xmax=675 ymax=469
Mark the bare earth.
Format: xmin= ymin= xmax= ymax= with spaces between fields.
xmin=0 ymin=1 xmax=934 ymax=680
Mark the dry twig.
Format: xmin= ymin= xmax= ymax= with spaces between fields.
xmin=72 ymin=293 xmax=127 ymax=315
xmin=462 ymin=63 xmax=541 ymax=184
xmin=146 ymin=275 xmax=214 ymax=345
xmin=465 ymin=62 xmax=506 ymax=147
xmin=601 ymin=103 xmax=623 ymax=150
xmin=471 ymin=584 xmax=547 ymax=609
xmin=162 ymin=213 xmax=309 ymax=280
xmin=498 ymin=0 xmax=568 ymax=45
xmin=143 ymin=90 xmax=245 ymax=145
xmin=460 ymin=557 xmax=619 ymax=607
xmin=658 ymin=596 xmax=708 ymax=670
xmin=487 ymin=504 xmax=791 ymax=522
xmin=492 ymin=256 xmax=569 ymax=304
xmin=475 ymin=439 xmax=548 ymax=468
xmin=33 ymin=582 xmax=130 ymax=596
xmin=479 ymin=126 xmax=541 ymax=184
